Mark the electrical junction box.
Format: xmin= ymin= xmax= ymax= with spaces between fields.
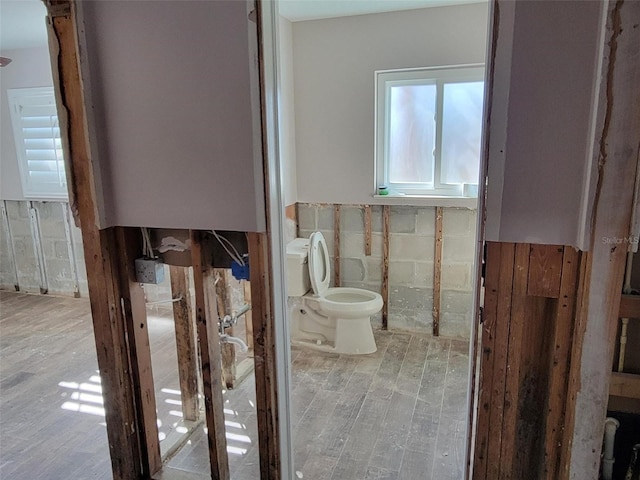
xmin=231 ymin=258 xmax=250 ymax=281
xmin=135 ymin=257 xmax=165 ymax=284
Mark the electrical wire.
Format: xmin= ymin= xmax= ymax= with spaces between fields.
xmin=210 ymin=230 xmax=245 ymax=265
xmin=140 ymin=227 xmax=154 ymax=258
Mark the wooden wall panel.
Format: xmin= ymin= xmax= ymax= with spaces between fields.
xmin=474 ymin=241 xmax=582 ymax=480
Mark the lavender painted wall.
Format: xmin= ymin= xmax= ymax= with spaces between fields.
xmin=77 ymin=0 xmax=265 ymax=232
xmin=484 ymin=0 xmax=603 ymax=249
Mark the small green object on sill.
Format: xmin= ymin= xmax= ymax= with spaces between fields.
xmin=378 ymin=186 xmax=389 ymax=196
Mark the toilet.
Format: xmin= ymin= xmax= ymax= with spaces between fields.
xmin=286 ymin=231 xmax=382 ymax=354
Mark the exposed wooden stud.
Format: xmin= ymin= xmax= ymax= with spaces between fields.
xmin=543 ymin=247 xmax=581 ymax=480
xmin=382 ymin=205 xmax=390 ymax=330
xmin=619 ymin=294 xmax=640 ymax=318
xmin=433 ymin=207 xmax=443 ymax=336
xmin=364 ymin=205 xmax=372 ymax=256
xmin=334 ymin=204 xmax=341 ymax=287
xmin=47 ymin=7 xmax=150 ymax=478
xmin=485 ymin=243 xmax=515 ymax=480
xmin=243 ymin=280 xmax=254 ymax=353
xmin=61 ymin=203 xmax=80 ymax=297
xmin=565 ymin=2 xmax=640 ymax=475
xmin=498 ymin=242 xmax=529 ymax=478
xmin=527 ymin=244 xmax=564 ymax=298
xmin=169 ymin=265 xmax=200 ymax=422
xmin=190 ymin=231 xmax=230 ymax=479
xmin=609 ymin=372 xmax=640 ymax=399
xmin=1 ymin=201 xmax=20 ymax=291
xmin=215 ymin=268 xmax=236 ymax=389
xmin=474 ymin=242 xmax=504 ymax=478
xmin=28 ymin=202 xmax=48 ymax=294
xmin=114 ymin=227 xmax=162 ymax=476
xmin=247 ymin=232 xmax=281 ymax=479
xmin=558 ymin=251 xmax=591 ymax=479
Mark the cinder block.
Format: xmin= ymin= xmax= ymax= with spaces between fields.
xmin=414 ymin=261 xmax=434 ymax=288
xmin=365 ymin=257 xmax=382 ymax=284
xmin=342 ymin=233 xmax=365 ymax=257
xmin=441 ymin=263 xmax=472 ymax=291
xmin=341 ymin=206 xmax=364 ymax=233
xmin=389 ymin=286 xmax=432 ymax=310
xmin=414 ymin=309 xmax=435 ymax=333
xmin=442 ymin=236 xmax=476 ymax=262
xmin=390 ymin=235 xmax=434 ymax=261
xmin=319 ymin=230 xmax=334 ymax=254
xmin=297 ymin=203 xmax=316 ymax=231
xmin=390 ymin=206 xmax=417 ymax=234
xmin=440 ymin=312 xmax=472 ymax=339
xmin=370 ymin=233 xmax=383 ymax=258
xmin=443 ymin=208 xmax=477 ymax=237
xmin=416 ymin=207 xmax=436 ymax=235
xmin=317 ymin=205 xmax=334 ymax=230
xmin=298 ymin=229 xmax=314 ymax=241
xmin=54 ymin=240 xmax=69 ymax=259
xmin=389 ymin=261 xmax=415 ymax=286
xmin=388 ymin=308 xmax=421 ymax=332
xmin=341 ymin=257 xmax=365 ymax=282
xmin=441 ymin=290 xmax=474 ymax=315
xmin=371 ymin=205 xmax=383 ymax=233
xmin=7 ymin=212 xmax=31 ymax=237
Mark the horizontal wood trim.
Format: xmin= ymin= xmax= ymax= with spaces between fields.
xmin=609 ymin=372 xmax=640 ymax=399
xmin=619 ymin=294 xmax=640 ymax=318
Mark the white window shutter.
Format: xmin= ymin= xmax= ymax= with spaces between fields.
xmin=7 ymin=87 xmax=68 ymax=199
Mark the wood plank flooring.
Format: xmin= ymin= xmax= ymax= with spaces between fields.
xmin=0 ymin=291 xmax=471 ymax=480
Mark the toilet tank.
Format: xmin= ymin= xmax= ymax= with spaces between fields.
xmin=286 ymin=238 xmax=311 ymax=296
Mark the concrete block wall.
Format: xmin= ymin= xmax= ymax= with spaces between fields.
xmin=0 ymin=200 xmax=88 ymax=296
xmin=297 ymin=203 xmax=477 ymax=338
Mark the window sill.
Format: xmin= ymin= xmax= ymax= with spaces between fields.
xmin=372 ymin=194 xmax=478 ymax=209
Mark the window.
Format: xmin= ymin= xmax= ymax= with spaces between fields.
xmin=7 ymin=86 xmax=68 ymax=199
xmin=375 ymin=65 xmax=485 ymax=197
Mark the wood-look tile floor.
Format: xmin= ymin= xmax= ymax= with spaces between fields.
xmin=0 ymin=291 xmax=470 ymax=480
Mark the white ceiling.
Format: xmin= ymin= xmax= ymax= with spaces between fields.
xmin=0 ymin=0 xmax=48 ymax=51
xmin=278 ymin=0 xmax=485 ymax=22
xmin=0 ymin=0 xmax=485 ymax=51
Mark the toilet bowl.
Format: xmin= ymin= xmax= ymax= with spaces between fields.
xmin=286 ymin=232 xmax=382 ymax=354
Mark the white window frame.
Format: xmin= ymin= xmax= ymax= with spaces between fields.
xmin=7 ymin=86 xmax=68 ymax=200
xmin=375 ymin=64 xmax=485 ymax=197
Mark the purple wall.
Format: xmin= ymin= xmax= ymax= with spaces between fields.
xmin=78 ymin=1 xmax=265 ymax=231
xmin=485 ymin=0 xmax=603 ymax=249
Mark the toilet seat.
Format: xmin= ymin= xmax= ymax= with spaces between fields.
xmin=308 ymin=231 xmax=330 ymax=296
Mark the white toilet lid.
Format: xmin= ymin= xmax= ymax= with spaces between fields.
xmin=308 ymin=231 xmax=330 ymax=296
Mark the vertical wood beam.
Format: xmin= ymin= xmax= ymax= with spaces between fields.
xmin=1 ymin=201 xmax=20 ymax=291
xmin=433 ymin=207 xmax=443 ymax=336
xmin=474 ymin=241 xmax=504 ymax=478
xmin=382 ymin=205 xmax=390 ymax=330
xmin=216 ymin=268 xmax=236 ymax=389
xmin=27 ymin=202 xmax=48 ymax=294
xmin=543 ymin=247 xmax=580 ymax=480
xmin=191 ymin=231 xmax=230 ymax=479
xmin=566 ymin=2 xmax=640 ymax=477
xmin=170 ymin=265 xmax=200 ymax=422
xmin=114 ymin=227 xmax=162 ymax=476
xmin=243 ymin=280 xmax=254 ymax=352
xmin=334 ymin=204 xmax=341 ymax=287
xmin=527 ymin=245 xmax=563 ymax=298
xmin=364 ymin=205 xmax=372 ymax=256
xmin=247 ymin=232 xmax=281 ymax=480
xmin=498 ymin=242 xmax=530 ymax=478
xmin=485 ymin=243 xmax=515 ymax=479
xmin=47 ymin=7 xmax=150 ymax=478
